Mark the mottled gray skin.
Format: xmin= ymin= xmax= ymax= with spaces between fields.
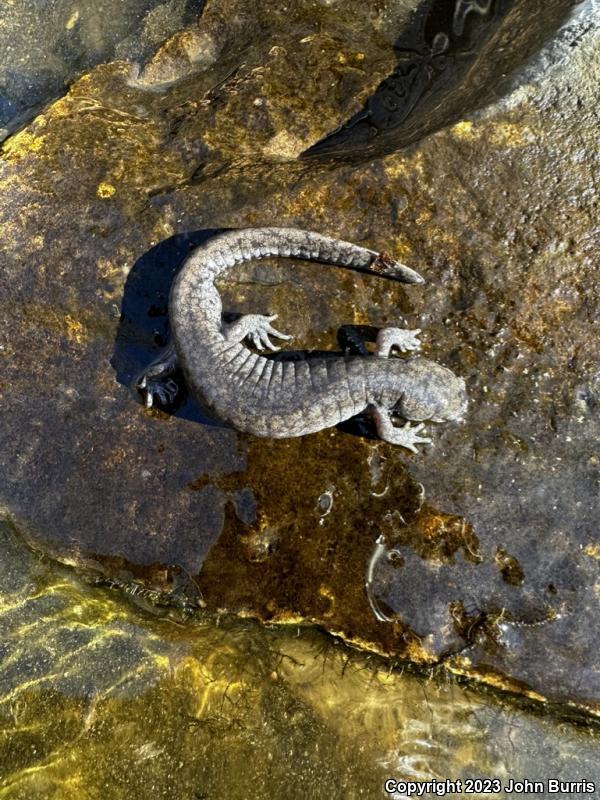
xmin=137 ymin=228 xmax=467 ymax=451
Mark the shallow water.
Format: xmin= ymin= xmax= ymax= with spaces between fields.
xmin=0 ymin=0 xmax=204 ymax=138
xmin=0 ymin=521 xmax=598 ymax=799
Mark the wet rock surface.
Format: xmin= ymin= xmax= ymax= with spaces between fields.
xmin=1 ymin=0 xmax=599 ymax=720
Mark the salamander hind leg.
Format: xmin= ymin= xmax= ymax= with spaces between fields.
xmin=136 ymin=341 xmax=180 ymax=408
xmin=372 ymin=406 xmax=431 ymax=453
xmin=376 ymin=327 xmax=421 ymax=357
xmin=223 ymin=314 xmax=292 ymax=351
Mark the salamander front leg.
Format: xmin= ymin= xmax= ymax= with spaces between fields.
xmin=223 ymin=314 xmax=292 ymax=351
xmin=372 ymin=406 xmax=431 ymax=453
xmin=136 ymin=341 xmax=180 ymax=408
xmin=376 ymin=327 xmax=421 ymax=357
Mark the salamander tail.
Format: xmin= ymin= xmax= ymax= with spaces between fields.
xmin=367 ymin=251 xmax=425 ymax=284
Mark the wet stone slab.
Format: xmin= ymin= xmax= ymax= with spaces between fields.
xmin=0 ymin=0 xmax=599 ymax=720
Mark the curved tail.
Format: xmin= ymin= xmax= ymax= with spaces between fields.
xmin=181 ymin=227 xmax=425 ymax=285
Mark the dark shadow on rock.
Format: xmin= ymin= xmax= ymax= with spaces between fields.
xmin=303 ymin=0 xmax=576 ymax=160
xmin=112 ymin=228 xmax=225 ymax=426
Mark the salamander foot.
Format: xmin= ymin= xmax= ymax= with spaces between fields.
xmin=136 ymin=342 xmax=180 ymax=408
xmin=224 ymin=314 xmax=292 ymax=351
xmin=372 ymin=407 xmax=431 ymax=452
xmin=138 ymin=375 xmax=180 ymax=408
xmin=376 ymin=327 xmax=421 ymax=357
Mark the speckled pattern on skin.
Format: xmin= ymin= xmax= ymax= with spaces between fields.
xmin=137 ymin=228 xmax=467 ymax=451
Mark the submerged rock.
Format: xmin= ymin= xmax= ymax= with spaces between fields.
xmin=1 ymin=0 xmax=598 ymax=719
xmin=1 ymin=521 xmax=598 ymax=798
xmin=0 ymin=0 xmax=205 ymax=138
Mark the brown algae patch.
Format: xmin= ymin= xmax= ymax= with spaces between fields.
xmin=190 ymin=432 xmax=426 ymax=653
xmin=495 ymin=547 xmax=525 ymax=586
xmin=387 ymin=506 xmax=483 ymax=565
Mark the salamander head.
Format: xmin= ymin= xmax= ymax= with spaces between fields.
xmin=394 ymin=357 xmax=467 ymax=423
